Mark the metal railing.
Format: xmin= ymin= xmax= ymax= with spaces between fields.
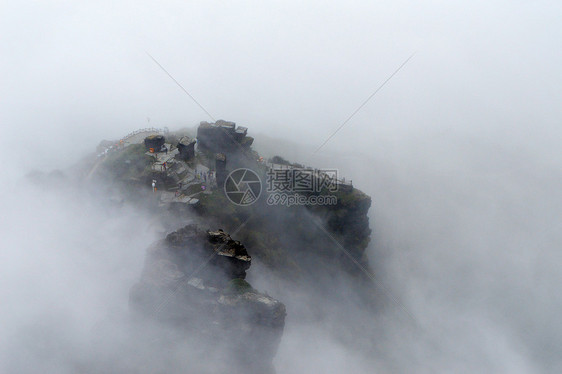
xmin=121 ymin=127 xmax=167 ymax=142
xmin=97 ymin=127 xmax=168 ymax=157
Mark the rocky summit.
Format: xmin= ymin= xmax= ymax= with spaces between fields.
xmin=77 ymin=121 xmax=373 ymax=373
xmin=130 ymin=224 xmax=286 ymax=374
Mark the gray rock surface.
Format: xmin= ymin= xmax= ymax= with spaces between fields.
xmin=129 ymin=224 xmax=286 ymax=373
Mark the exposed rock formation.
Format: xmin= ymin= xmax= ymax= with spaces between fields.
xmin=129 ymin=224 xmax=285 ymax=373
xmin=197 ymin=120 xmax=254 ymax=153
xmin=215 ymin=152 xmax=227 ymax=187
xmin=176 ymin=136 xmax=195 ymax=161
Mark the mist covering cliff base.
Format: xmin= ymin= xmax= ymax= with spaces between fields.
xmin=20 ymin=123 xmax=379 ymax=373
xmin=129 ymin=224 xmax=285 ymax=374
xmin=88 ymin=124 xmax=379 ymax=354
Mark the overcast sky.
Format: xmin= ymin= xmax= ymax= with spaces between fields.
xmin=2 ymin=1 xmax=561 ymax=175
xmin=2 ymin=1 xmax=562 ymax=373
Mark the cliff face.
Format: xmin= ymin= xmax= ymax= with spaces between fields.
xmin=194 ymin=174 xmax=373 ymax=280
xmin=313 ymin=187 xmax=372 ymax=269
xmin=129 ymin=224 xmax=286 ymax=374
xmin=197 ymin=120 xmax=254 ymax=152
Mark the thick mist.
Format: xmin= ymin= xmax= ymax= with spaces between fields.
xmin=0 ymin=179 xmax=156 ymax=372
xmin=2 ymin=1 xmax=562 ymax=373
xmin=253 ymin=130 xmax=562 ymax=373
